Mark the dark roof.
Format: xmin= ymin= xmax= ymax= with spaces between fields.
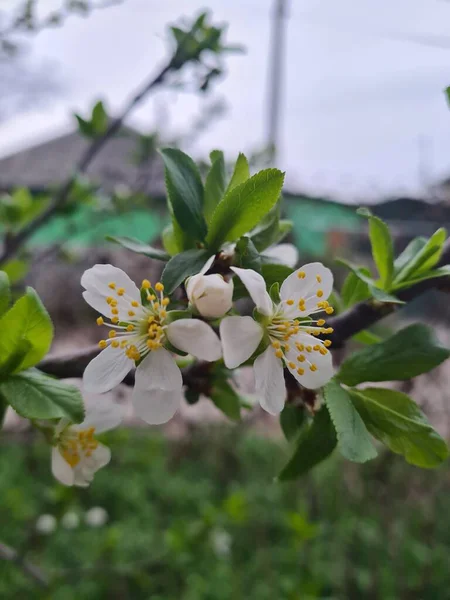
xmin=0 ymin=127 xmax=166 ymax=196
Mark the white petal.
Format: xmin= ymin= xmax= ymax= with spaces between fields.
xmin=166 ymin=319 xmax=222 ymax=361
xmin=253 ymin=346 xmax=286 ymax=415
xmin=73 ymin=444 xmax=111 ymax=487
xmin=285 ymin=333 xmax=334 ymax=389
xmin=280 ymin=263 xmax=333 ymax=315
xmin=81 ymin=264 xmax=141 ymax=302
xmin=83 ymin=345 xmax=133 ymax=393
xmin=230 ymin=267 xmax=273 ymax=316
xmin=52 ymin=447 xmax=74 ymax=486
xmin=199 ymin=254 xmax=216 ymax=275
xmin=76 ymin=395 xmax=124 ymax=434
xmin=263 ymin=244 xmax=299 ymax=268
xmin=135 ymin=348 xmax=182 ymax=391
xmin=132 ymin=387 xmax=183 ymax=425
xmin=220 ymin=316 xmax=264 ymax=369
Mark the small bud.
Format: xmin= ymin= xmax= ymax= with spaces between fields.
xmin=186 ymin=273 xmax=234 ymax=319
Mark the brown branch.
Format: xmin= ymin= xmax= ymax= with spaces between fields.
xmin=0 ymin=541 xmax=49 ymax=588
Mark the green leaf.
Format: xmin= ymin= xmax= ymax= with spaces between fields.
xmin=91 ymin=100 xmax=108 ymax=135
xmin=336 ymin=258 xmax=375 ymax=288
xmin=0 ymin=288 xmax=53 ymax=374
xmin=75 ymin=114 xmax=94 ymax=137
xmin=393 ymin=237 xmax=427 ymax=275
xmin=269 ymin=282 xmax=281 ymax=304
xmin=0 ymin=369 xmax=84 ymax=423
xmin=233 ymin=263 xmax=293 ymax=300
xmin=0 ymin=271 xmax=11 ymax=317
xmin=278 ymin=407 xmax=337 ymax=480
xmin=279 ymin=404 xmax=307 ymax=442
xmin=250 ymin=204 xmax=280 ymax=252
xmin=357 ymin=208 xmax=394 ymax=288
xmin=369 ymin=285 xmax=404 ymax=304
xmin=235 ymin=236 xmax=261 ymax=272
xmin=210 ymin=379 xmax=241 ymax=421
xmin=415 ymin=228 xmax=447 ymax=275
xmin=160 ymin=148 xmax=207 ymax=242
xmin=272 ymin=219 xmax=293 ymax=245
xmin=207 ymin=168 xmax=285 ymax=250
xmin=341 ymin=270 xmax=371 ymax=308
xmin=161 ymin=249 xmax=212 ymax=294
xmin=353 ymin=330 xmax=383 ymax=345
xmin=323 ymin=380 xmax=377 ymax=463
xmin=225 ymin=152 xmax=250 ymax=194
xmin=204 ymin=150 xmax=226 ymax=223
xmin=1 ymin=258 xmax=29 ymax=283
xmin=392 ymin=265 xmax=450 ymax=290
xmin=162 ymin=223 xmax=182 ymax=256
xmin=394 ymin=228 xmax=446 ymax=284
xmin=349 ymin=387 xmax=448 ymax=468
xmin=338 ymin=324 xmax=450 ymax=387
xmin=107 ymin=236 xmax=170 ymax=261
xmin=446 ymin=85 xmax=450 ymax=107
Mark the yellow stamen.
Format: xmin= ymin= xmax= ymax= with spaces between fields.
xmin=111 ymin=340 xmax=119 ymax=348
xmin=310 ymin=364 xmax=318 ymax=372
xmin=111 ymin=317 xmax=119 ymax=324
xmin=297 ymin=367 xmax=304 ymax=375
xmin=117 ymin=287 xmax=125 ymax=296
xmin=288 ymin=362 xmax=296 ymax=369
xmin=297 ymin=354 xmax=305 ymax=362
xmin=275 ymin=350 xmax=283 ymax=359
xmin=128 ymin=310 xmax=135 ymax=317
xmin=297 ymin=271 xmax=306 ymax=279
xmin=316 ymin=275 xmax=322 ymax=283
xmin=131 ymin=300 xmax=139 ymax=307
xmin=106 ymin=296 xmax=114 ymax=305
xmin=162 ymin=298 xmax=170 ymax=306
xmin=325 ymin=307 xmax=334 ymax=315
xmin=155 ymin=282 xmax=164 ymax=292
xmin=111 ymin=308 xmax=119 ymax=315
xmin=127 ymin=324 xmax=135 ymax=332
xmin=108 ymin=282 xmax=116 ymax=290
xmin=316 ymin=289 xmax=324 ymax=298
xmin=142 ymin=279 xmax=151 ymax=289
xmin=108 ymin=330 xmax=116 ymax=339
xmin=98 ymin=340 xmax=107 ymax=349
xmin=317 ymin=319 xmax=325 ymax=326
xmin=286 ymin=299 xmax=294 ymax=306
xmin=96 ymin=317 xmax=104 ymax=326
xmin=324 ymin=340 xmax=332 ymax=347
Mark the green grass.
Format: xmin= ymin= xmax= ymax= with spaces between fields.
xmin=1 ymin=427 xmax=450 ymax=599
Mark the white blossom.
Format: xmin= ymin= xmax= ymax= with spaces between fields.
xmin=220 ymin=263 xmax=334 ymax=415
xmin=186 ymin=269 xmax=233 ymax=319
xmin=81 ymin=264 xmax=222 ymax=424
xmin=51 ymin=395 xmax=123 ymax=487
xmin=85 ymin=506 xmax=108 ymax=527
xmin=263 ymin=243 xmax=299 ymax=268
xmin=35 ymin=514 xmax=57 ymax=535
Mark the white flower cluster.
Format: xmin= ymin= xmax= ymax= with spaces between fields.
xmin=50 ymin=250 xmax=335 ymax=487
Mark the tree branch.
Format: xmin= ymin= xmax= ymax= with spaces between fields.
xmin=0 ymin=541 xmax=49 ymax=588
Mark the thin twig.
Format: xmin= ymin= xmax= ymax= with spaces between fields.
xmin=0 ymin=541 xmax=49 ymax=587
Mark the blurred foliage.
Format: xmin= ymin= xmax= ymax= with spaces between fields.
xmin=1 ymin=428 xmax=450 ymax=598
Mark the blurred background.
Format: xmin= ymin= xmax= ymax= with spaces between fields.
xmin=1 ymin=0 xmax=450 ymax=597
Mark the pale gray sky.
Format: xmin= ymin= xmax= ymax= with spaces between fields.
xmin=1 ymin=0 xmax=450 ymax=201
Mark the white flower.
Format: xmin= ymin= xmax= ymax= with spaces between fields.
xmin=85 ymin=506 xmax=108 ymax=527
xmin=51 ymin=395 xmax=123 ymax=487
xmin=210 ymin=528 xmax=232 ymax=557
xmin=220 ymin=263 xmax=334 ymax=415
xmin=186 ymin=269 xmax=233 ymax=319
xmin=81 ymin=264 xmax=222 ymax=424
xmin=263 ymin=243 xmax=299 ymax=268
xmin=61 ymin=512 xmax=80 ymax=530
xmin=35 ymin=514 xmax=57 ymax=535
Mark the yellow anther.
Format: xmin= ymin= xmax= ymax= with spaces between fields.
xmin=297 ymin=271 xmax=306 ymax=279
xmin=142 ymin=279 xmax=151 ymax=289
xmin=96 ymin=317 xmax=104 ymax=326
xmin=286 ymin=299 xmax=294 ymax=306
xmin=162 ymin=297 xmax=170 ymax=306
xmin=131 ymin=300 xmax=139 ymax=307
xmin=319 ymin=347 xmax=328 ymax=355
xmin=111 ymin=340 xmax=119 ymax=348
xmin=275 ymin=349 xmax=283 ymax=359
xmin=98 ymin=340 xmax=107 ymax=349
xmin=155 ymin=282 xmax=164 ymax=292
xmin=106 ymin=296 xmax=114 ymax=305
xmin=277 ymin=325 xmax=286 ymax=331
xmin=127 ymin=324 xmax=135 ymax=332
xmin=108 ymin=282 xmax=116 ymax=290
xmin=284 ymin=344 xmax=290 ymax=352
xmin=108 ymin=330 xmax=116 ymax=339
xmin=297 ymin=367 xmax=305 ymax=376
xmin=316 ymin=275 xmax=322 ymax=283
xmin=316 ymin=289 xmax=324 ymax=298
xmin=295 ymin=343 xmax=304 ymax=351
xmin=306 ymin=345 xmax=312 ymax=352
xmin=111 ymin=317 xmax=119 ymax=324
xmin=324 ymin=339 xmax=332 ymax=347
xmin=317 ymin=319 xmax=326 ymax=326
xmin=310 ymin=364 xmax=318 ymax=372
xmin=159 ymin=310 xmax=167 ymax=319
xmin=297 ymin=354 xmax=305 ymax=362
xmin=272 ymin=341 xmax=280 ymax=349
xmin=110 ymin=299 xmax=118 ymax=307
xmin=111 ymin=309 xmax=119 ymax=316
xmin=325 ymin=307 xmax=334 ymax=315
xmin=313 ymin=345 xmax=320 ymax=351
xmin=128 ymin=310 xmax=135 ymax=317
xmin=326 ymin=327 xmax=334 ymax=334
xmin=288 ymin=362 xmax=296 ymax=369
xmin=148 ymin=294 xmax=156 ymax=302
xmin=153 ymin=302 xmax=160 ymax=310
xmin=117 ymin=287 xmax=125 ymax=296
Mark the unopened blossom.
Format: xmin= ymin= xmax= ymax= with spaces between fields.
xmin=51 ymin=395 xmax=123 ymax=487
xmin=81 ymin=264 xmax=222 ymax=424
xmin=220 ymin=263 xmax=334 ymax=415
xmin=186 ymin=262 xmax=234 ymax=319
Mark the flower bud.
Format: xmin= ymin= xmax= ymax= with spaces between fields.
xmin=186 ymin=273 xmax=233 ymax=319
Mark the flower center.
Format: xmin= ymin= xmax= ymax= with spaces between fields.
xmin=59 ymin=427 xmax=98 ymax=468
xmin=96 ymin=280 xmax=170 ymax=362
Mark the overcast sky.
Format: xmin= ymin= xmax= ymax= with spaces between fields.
xmin=1 ymin=0 xmax=450 ymax=201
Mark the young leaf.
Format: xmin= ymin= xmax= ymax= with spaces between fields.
xmin=323 ymin=380 xmax=377 ymax=463
xmin=235 ymin=236 xmax=262 ymax=272
xmin=338 ymin=324 xmax=450 ymax=387
xmin=162 ymin=223 xmax=182 ymax=256
xmin=207 ymin=169 xmax=285 ymax=250
xmin=394 ymin=228 xmax=446 ymax=284
xmin=204 ymin=150 xmax=226 ymax=223
xmin=391 ymin=265 xmax=450 ymax=290
xmin=91 ymin=100 xmax=108 ymax=135
xmin=393 ymin=237 xmax=427 ymax=276
xmin=0 ymin=369 xmax=85 ymax=423
xmin=161 ymin=249 xmax=212 ymax=294
xmin=352 ymin=330 xmax=383 ymax=345
xmin=0 ymin=270 xmax=11 ymax=317
xmin=210 ymin=379 xmax=241 ymax=421
xmin=225 ymin=152 xmax=250 ymax=194
xmin=0 ymin=288 xmax=53 ymax=375
xmin=357 ymin=208 xmax=394 ymax=288
xmin=107 ymin=236 xmax=170 ymax=261
xmin=336 ymin=258 xmax=375 ymax=288
xmin=279 ymin=404 xmax=307 ymax=442
xmin=160 ymin=148 xmax=207 ymax=242
xmin=349 ymin=387 xmax=449 ymax=468
xmin=341 ymin=270 xmax=371 ymax=308
xmin=278 ymin=407 xmax=337 ymax=480
xmin=368 ymin=285 xmax=404 ymax=304
xmin=250 ymin=204 xmax=280 ymax=252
